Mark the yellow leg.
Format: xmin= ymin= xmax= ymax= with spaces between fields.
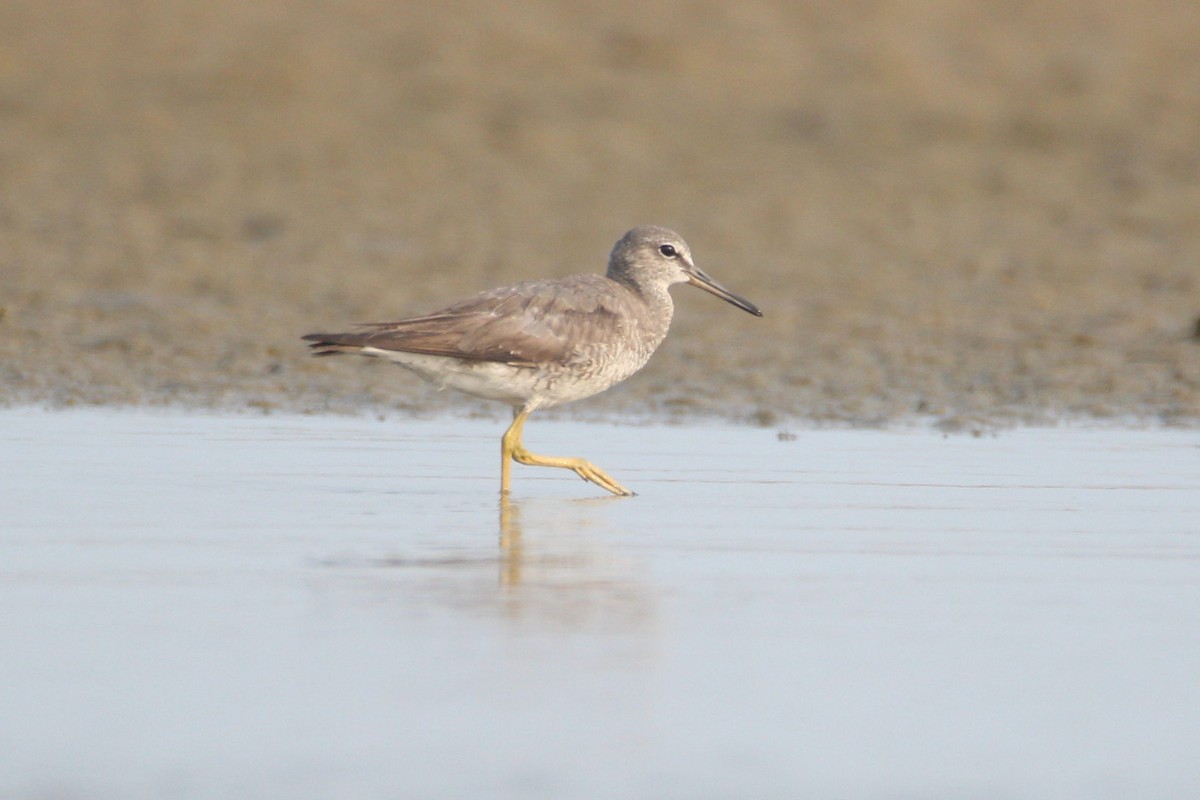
xmin=500 ymin=411 xmax=514 ymax=496
xmin=500 ymin=408 xmax=634 ymax=497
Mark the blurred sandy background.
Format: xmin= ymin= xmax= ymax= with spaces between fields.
xmin=2 ymin=0 xmax=1198 ymax=427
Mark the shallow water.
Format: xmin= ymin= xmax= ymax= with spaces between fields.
xmin=2 ymin=409 xmax=1199 ymax=799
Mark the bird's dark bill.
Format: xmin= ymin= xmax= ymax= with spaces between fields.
xmin=686 ymin=269 xmax=763 ymax=317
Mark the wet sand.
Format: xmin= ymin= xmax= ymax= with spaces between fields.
xmin=2 ymin=1 xmax=1199 ymax=425
xmin=3 ymin=409 xmax=1199 ymax=798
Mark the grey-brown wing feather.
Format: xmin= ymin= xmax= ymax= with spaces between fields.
xmin=303 ymin=275 xmax=634 ymax=367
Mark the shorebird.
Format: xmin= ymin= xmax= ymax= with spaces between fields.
xmin=303 ymin=225 xmax=762 ymax=496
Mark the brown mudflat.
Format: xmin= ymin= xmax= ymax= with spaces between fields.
xmin=2 ymin=1 xmax=1198 ymax=426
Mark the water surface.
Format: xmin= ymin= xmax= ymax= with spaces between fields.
xmin=3 ymin=410 xmax=1198 ymax=798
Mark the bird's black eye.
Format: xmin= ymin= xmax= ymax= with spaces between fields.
xmin=658 ymin=244 xmax=678 ymax=258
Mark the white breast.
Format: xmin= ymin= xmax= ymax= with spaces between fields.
xmin=362 ymin=339 xmax=660 ymax=412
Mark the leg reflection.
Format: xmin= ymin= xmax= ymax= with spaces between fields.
xmin=499 ymin=494 xmax=523 ymax=586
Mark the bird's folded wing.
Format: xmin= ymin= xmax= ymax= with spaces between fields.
xmin=308 ymin=276 xmax=630 ymax=367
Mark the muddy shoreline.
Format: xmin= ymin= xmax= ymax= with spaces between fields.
xmin=3 ymin=1 xmax=1198 ymax=427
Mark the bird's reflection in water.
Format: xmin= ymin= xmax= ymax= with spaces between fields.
xmin=498 ymin=493 xmax=523 ymax=586
xmin=318 ymin=494 xmax=653 ymax=632
xmin=497 ymin=493 xmax=626 ymax=589
xmin=491 ymin=494 xmax=654 ymax=632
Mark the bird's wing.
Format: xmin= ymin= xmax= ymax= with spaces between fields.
xmin=304 ymin=276 xmax=632 ymax=367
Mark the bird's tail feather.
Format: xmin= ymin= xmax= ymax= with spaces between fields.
xmin=301 ymin=333 xmax=369 ymax=357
